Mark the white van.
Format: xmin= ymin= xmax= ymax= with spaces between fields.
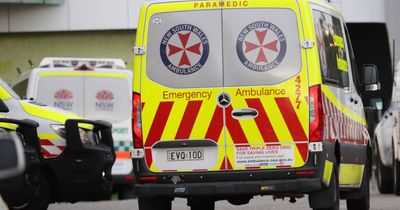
xmin=26 ymin=57 xmax=135 ymax=198
xmin=374 ymin=61 xmax=400 ymax=195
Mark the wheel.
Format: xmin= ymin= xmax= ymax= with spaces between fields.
xmin=375 ymin=148 xmax=393 ymax=193
xmin=138 ymin=196 xmax=171 ymax=210
xmin=393 ymin=155 xmax=400 ymax=195
xmin=346 ymin=160 xmax=370 ymax=209
xmin=188 ymin=198 xmax=215 ymax=210
xmin=5 ymin=176 xmax=50 ymax=210
xmin=118 ymin=186 xmax=137 ymax=200
xmin=310 ymin=159 xmax=339 ymax=210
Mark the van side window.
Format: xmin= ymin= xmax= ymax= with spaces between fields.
xmin=313 ymin=10 xmax=349 ymax=88
xmin=345 ymin=26 xmax=362 ymax=94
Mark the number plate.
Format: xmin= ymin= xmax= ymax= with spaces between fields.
xmin=167 ymin=149 xmax=204 ymax=161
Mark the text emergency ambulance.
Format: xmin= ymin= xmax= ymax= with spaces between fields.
xmin=132 ymin=0 xmax=374 ymax=209
xmin=0 ymin=79 xmax=116 ymax=209
xmin=26 ymin=57 xmax=135 ymax=198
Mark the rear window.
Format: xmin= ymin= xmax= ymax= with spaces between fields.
xmin=223 ymin=8 xmax=302 ymax=87
xmin=146 ymin=8 xmax=301 ymax=88
xmin=313 ymin=10 xmax=349 ymax=88
xmin=35 ymin=76 xmax=84 ymax=114
xmin=34 ymin=74 xmax=131 ymax=123
xmin=146 ymin=10 xmax=223 ymax=88
xmin=84 ymin=77 xmax=131 ymax=123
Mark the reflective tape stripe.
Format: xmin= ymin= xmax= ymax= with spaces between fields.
xmin=275 ymin=97 xmax=307 ymax=141
xmin=144 ymin=98 xmax=310 ymax=171
xmin=225 ymin=106 xmax=248 ymax=145
xmin=0 ymin=122 xmax=17 ymax=130
xmin=116 ymin=151 xmax=131 ymax=159
xmin=175 ymin=100 xmax=202 ymax=139
xmin=0 ymin=86 xmax=11 ymax=100
xmin=40 ymin=139 xmax=65 ymax=158
xmin=38 ymin=133 xmax=61 ymax=140
xmin=220 ymin=156 xmax=233 ymax=170
xmin=20 ymin=101 xmax=79 ymax=124
xmin=246 ymin=98 xmax=278 ymax=143
xmin=323 ymin=160 xmax=333 ymax=185
xmin=339 ymin=164 xmax=364 ymax=186
xmin=144 ymin=101 xmax=174 ymax=148
xmin=205 ymin=106 xmax=224 ymax=143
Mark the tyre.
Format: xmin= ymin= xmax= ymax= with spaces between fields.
xmin=138 ymin=196 xmax=171 ymax=210
xmin=5 ymin=176 xmax=50 ymax=210
xmin=346 ymin=161 xmax=370 ymax=209
xmin=189 ymin=198 xmax=215 ymax=210
xmin=310 ymin=160 xmax=339 ymax=210
xmin=393 ymin=156 xmax=400 ymax=195
xmin=375 ymin=149 xmax=393 ymax=193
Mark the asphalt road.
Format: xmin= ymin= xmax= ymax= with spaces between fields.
xmin=48 ymin=192 xmax=400 ymax=210
xmin=49 ymin=181 xmax=400 ymax=210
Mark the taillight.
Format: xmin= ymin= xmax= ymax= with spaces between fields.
xmin=132 ymin=92 xmax=143 ymax=148
xmin=309 ymin=85 xmax=324 ymax=142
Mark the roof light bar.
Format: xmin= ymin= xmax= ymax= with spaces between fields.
xmin=39 ymin=57 xmax=126 ymax=69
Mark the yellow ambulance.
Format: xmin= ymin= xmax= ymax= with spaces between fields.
xmin=132 ymin=0 xmax=377 ymax=209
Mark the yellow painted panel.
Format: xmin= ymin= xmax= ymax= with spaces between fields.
xmin=323 ymin=160 xmax=333 ymax=185
xmin=339 ymin=163 xmax=364 ymax=185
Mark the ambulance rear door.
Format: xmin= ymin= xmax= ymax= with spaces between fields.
xmin=83 ymin=69 xmax=133 ymax=175
xmin=140 ymin=1 xmax=225 ymax=173
xmin=221 ymin=0 xmax=309 ymax=170
xmin=27 ymin=69 xmax=134 ymax=175
xmin=27 ymin=68 xmax=84 ymax=115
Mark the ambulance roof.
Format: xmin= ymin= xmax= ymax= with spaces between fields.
xmin=143 ymin=0 xmax=336 ymax=10
xmin=39 ymin=57 xmax=127 ymax=70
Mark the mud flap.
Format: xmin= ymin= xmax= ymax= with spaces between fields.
xmin=309 ymin=161 xmax=338 ymax=209
xmin=46 ymin=119 xmax=116 ymax=202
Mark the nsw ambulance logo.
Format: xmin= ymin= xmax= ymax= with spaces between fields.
xmin=160 ymin=24 xmax=209 ymax=75
xmin=53 ymin=89 xmax=73 ymax=110
xmin=95 ymin=90 xmax=114 ymax=111
xmin=236 ymin=21 xmax=287 ymax=72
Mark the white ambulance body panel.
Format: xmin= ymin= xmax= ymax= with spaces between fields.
xmin=27 ymin=66 xmax=133 ymax=176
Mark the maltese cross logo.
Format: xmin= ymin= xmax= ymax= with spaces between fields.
xmin=160 ymin=24 xmax=209 ymax=75
xmin=236 ymin=21 xmax=287 ymax=72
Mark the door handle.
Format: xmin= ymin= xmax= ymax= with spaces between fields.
xmin=232 ymin=108 xmax=258 ymax=119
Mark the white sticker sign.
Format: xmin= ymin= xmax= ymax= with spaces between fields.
xmin=235 ymin=145 xmax=294 ymax=167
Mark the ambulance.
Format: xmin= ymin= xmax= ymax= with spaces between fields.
xmin=0 ymin=79 xmax=115 ymax=209
xmin=132 ymin=0 xmax=377 ymax=209
xmin=26 ymin=57 xmax=135 ymax=198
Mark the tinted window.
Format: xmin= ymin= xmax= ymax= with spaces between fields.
xmin=223 ymin=8 xmax=301 ymax=87
xmin=146 ymin=10 xmax=222 ymax=88
xmin=313 ymin=10 xmax=349 ymax=88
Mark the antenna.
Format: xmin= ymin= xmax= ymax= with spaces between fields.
xmin=16 ymin=67 xmax=21 ymax=75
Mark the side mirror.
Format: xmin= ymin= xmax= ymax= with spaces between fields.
xmin=0 ymin=130 xmax=25 ymax=180
xmin=363 ymin=64 xmax=381 ymax=91
xmin=0 ymin=100 xmax=9 ymax=113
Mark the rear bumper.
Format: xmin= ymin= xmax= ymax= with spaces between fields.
xmin=133 ymin=150 xmax=335 ymax=198
xmin=136 ymin=177 xmax=321 ymax=197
